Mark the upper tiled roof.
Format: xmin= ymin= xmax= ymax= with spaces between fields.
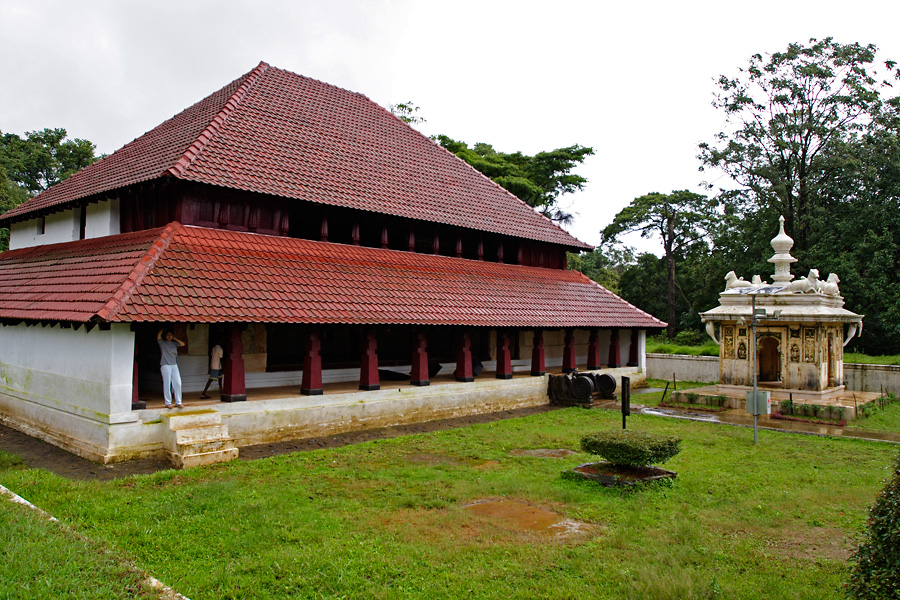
xmin=0 ymin=223 xmax=663 ymax=328
xmin=1 ymin=62 xmax=590 ymax=249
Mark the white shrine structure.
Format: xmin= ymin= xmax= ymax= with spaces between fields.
xmin=700 ymin=217 xmax=863 ymax=403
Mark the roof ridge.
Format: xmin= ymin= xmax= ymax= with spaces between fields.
xmin=167 ymin=61 xmax=270 ymax=178
xmin=95 ymin=222 xmax=184 ymax=321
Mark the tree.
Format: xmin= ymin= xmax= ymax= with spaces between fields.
xmin=847 ymin=452 xmax=900 ymax=599
xmin=567 ymin=244 xmax=636 ymax=295
xmin=389 ymin=101 xmax=426 ymax=126
xmin=436 ymin=135 xmax=594 ymax=224
xmin=601 ymin=191 xmax=717 ymax=338
xmin=0 ymin=128 xmax=99 ymax=251
xmin=699 ymin=38 xmax=898 ymax=256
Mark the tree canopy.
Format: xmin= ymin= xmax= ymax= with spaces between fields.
xmin=698 ymin=37 xmax=899 ymax=255
xmin=436 ymin=135 xmax=594 ymax=224
xmin=601 ymin=190 xmax=717 ymax=338
xmin=0 ymin=128 xmax=99 ymax=251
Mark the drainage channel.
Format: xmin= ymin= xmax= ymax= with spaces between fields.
xmin=0 ymin=484 xmax=191 ymax=600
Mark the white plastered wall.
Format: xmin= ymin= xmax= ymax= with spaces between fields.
xmin=0 ymin=322 xmax=138 ymax=462
xmin=8 ymin=199 xmax=120 ymax=250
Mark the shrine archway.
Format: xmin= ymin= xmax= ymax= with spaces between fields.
xmin=758 ymin=336 xmax=781 ymax=383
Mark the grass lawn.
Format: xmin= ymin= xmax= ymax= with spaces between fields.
xmin=1 ymin=408 xmax=897 ymax=600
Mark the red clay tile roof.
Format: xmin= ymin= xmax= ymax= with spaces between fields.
xmin=0 ymin=223 xmax=663 ymax=328
xmin=1 ymin=62 xmax=590 ymax=250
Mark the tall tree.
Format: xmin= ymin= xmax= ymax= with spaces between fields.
xmin=601 ymin=190 xmax=716 ymax=338
xmin=389 ymin=101 xmax=426 ymax=126
xmin=699 ymin=38 xmax=898 ymax=255
xmin=0 ymin=128 xmax=99 ymax=251
xmin=436 ymin=135 xmax=594 ymax=224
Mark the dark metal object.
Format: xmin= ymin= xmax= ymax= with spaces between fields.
xmin=548 ymin=371 xmax=618 ymax=406
xmin=621 ymin=376 xmax=631 ymax=429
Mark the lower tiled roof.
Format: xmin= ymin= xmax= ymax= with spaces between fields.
xmin=0 ymin=223 xmax=665 ymax=328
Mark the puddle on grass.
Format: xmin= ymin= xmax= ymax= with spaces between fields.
xmin=510 ymin=448 xmax=578 ymax=458
xmin=463 ymin=499 xmax=594 ymax=538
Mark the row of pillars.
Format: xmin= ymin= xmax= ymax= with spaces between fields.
xmin=133 ymin=326 xmax=638 ymax=407
xmin=300 ymin=327 xmax=638 ymax=396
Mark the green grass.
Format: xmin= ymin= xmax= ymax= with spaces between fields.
xmin=0 ymin=493 xmax=158 ymax=599
xmin=646 ymin=340 xmax=720 ymax=356
xmin=843 ymin=353 xmax=900 ymax=366
xmin=1 ymin=408 xmax=897 ymax=599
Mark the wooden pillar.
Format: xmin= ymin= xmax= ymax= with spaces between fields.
xmin=455 ymin=331 xmax=474 ymax=382
xmin=320 ymin=214 xmax=329 ymax=242
xmin=301 ymin=330 xmax=323 ymax=395
xmin=359 ymin=329 xmax=380 ymax=391
xmin=408 ymin=226 xmax=416 ymax=252
xmin=530 ymin=329 xmax=545 ymax=376
xmin=628 ymin=329 xmax=640 ymax=366
xmin=381 ymin=224 xmax=389 ymax=249
xmin=496 ymin=243 xmax=504 ymax=263
xmin=433 ymin=231 xmax=440 ymax=255
xmin=455 ymin=235 xmax=462 ymax=258
xmin=587 ymin=328 xmax=601 ymax=370
xmin=608 ymin=328 xmax=621 ymax=368
xmin=410 ymin=330 xmax=430 ymax=386
xmin=222 ymin=324 xmax=247 ymax=402
xmin=131 ymin=338 xmax=145 ymax=410
xmin=477 ymin=237 xmax=484 ymax=261
xmin=562 ymin=328 xmax=576 ymax=373
xmin=351 ymin=219 xmax=360 ymax=245
xmin=496 ymin=331 xmax=512 ymax=379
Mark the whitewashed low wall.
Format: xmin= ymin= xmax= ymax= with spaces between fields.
xmin=646 ymin=354 xmax=719 ymax=382
xmin=647 ymin=353 xmax=900 ymax=395
xmin=843 ymin=363 xmax=900 ymax=394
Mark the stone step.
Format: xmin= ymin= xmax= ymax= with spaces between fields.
xmin=163 ymin=410 xmax=222 ymax=431
xmin=170 ymin=447 xmax=239 ymax=469
xmin=175 ymin=438 xmax=236 ymax=457
xmin=173 ymin=424 xmax=230 ymax=445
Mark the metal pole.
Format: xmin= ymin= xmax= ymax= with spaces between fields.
xmin=752 ymin=295 xmax=758 ymax=444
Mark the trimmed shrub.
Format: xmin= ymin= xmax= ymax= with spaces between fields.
xmin=847 ymin=453 xmax=900 ymax=599
xmin=581 ymin=430 xmax=681 ymax=467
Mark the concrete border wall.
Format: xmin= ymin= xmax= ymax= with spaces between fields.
xmin=646 ymin=354 xmax=719 ymax=382
xmin=647 ymin=353 xmax=900 ymax=395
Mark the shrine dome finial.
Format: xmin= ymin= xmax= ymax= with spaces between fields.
xmin=768 ymin=215 xmax=797 ymax=283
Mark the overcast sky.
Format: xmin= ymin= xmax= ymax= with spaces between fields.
xmin=2 ymin=0 xmax=898 ymax=253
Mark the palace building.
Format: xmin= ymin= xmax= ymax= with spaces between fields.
xmin=0 ymin=62 xmax=663 ymax=466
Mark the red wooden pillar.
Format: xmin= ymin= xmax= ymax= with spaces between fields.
xmin=433 ymin=231 xmax=440 ymax=255
xmin=301 ymin=330 xmax=323 ymax=395
xmin=628 ymin=329 xmax=640 ymax=366
xmin=497 ymin=244 xmax=504 ymax=263
xmin=381 ymin=224 xmax=389 ymax=249
xmin=587 ymin=328 xmax=601 ymax=370
xmin=359 ymin=329 xmax=380 ymax=391
xmin=455 ymin=331 xmax=474 ymax=382
xmin=408 ymin=226 xmax=416 ymax=252
xmin=562 ymin=328 xmax=576 ymax=373
xmin=222 ymin=323 xmax=247 ymax=402
xmin=530 ymin=329 xmax=545 ymax=376
xmin=351 ymin=219 xmax=360 ymax=245
xmin=410 ymin=330 xmax=430 ymax=386
xmin=131 ymin=336 xmax=145 ymax=410
xmin=496 ymin=331 xmax=512 ymax=379
xmin=608 ymin=328 xmax=621 ymax=368
xmin=320 ymin=215 xmax=329 ymax=242
xmin=477 ymin=237 xmax=484 ymax=261
xmin=455 ymin=235 xmax=463 ymax=258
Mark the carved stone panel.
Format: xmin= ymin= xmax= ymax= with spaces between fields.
xmin=723 ymin=326 xmax=734 ymax=359
xmin=803 ymin=328 xmax=816 ymax=363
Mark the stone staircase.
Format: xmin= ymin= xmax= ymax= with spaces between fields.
xmin=161 ymin=410 xmax=239 ymax=468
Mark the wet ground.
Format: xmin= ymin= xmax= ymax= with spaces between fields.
xmin=0 ymin=405 xmax=560 ymax=481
